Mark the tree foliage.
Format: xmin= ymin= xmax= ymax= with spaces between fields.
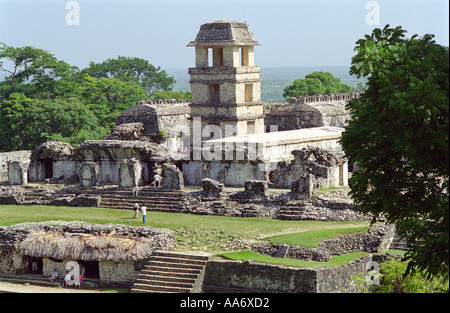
xmin=283 ymin=71 xmax=354 ymax=99
xmin=80 ymin=56 xmax=175 ymax=97
xmin=0 ymin=44 xmax=182 ymax=152
xmin=0 ymin=93 xmax=106 ymax=150
xmin=341 ymin=25 xmax=449 ymax=278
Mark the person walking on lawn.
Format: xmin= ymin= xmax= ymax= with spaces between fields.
xmin=141 ymin=204 xmax=148 ymax=224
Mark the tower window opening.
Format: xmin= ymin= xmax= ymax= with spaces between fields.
xmin=245 ymin=84 xmax=253 ymax=102
xmin=209 ymin=84 xmax=220 ymax=104
xmin=241 ymin=47 xmax=249 ymax=66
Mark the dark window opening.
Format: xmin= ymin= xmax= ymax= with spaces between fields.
xmin=43 ymin=158 xmax=53 ymax=179
xmin=79 ymin=260 xmax=100 ymax=279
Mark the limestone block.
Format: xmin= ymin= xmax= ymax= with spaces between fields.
xmin=80 ymin=162 xmax=99 ymax=187
xmin=244 ymin=180 xmax=268 ymax=198
xmin=119 ymin=160 xmax=142 ymax=188
xmin=8 ymin=161 xmax=27 ymax=185
xmin=291 ymin=174 xmax=316 ymax=200
xmin=202 ymin=178 xmax=224 ymax=194
xmin=161 ymin=163 xmax=184 ymax=190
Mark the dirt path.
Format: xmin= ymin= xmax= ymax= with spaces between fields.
xmin=0 ymin=281 xmax=104 ymax=293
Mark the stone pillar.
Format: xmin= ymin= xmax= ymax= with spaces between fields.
xmin=8 ymin=161 xmax=28 ymax=185
xmin=291 ymin=174 xmax=316 ymax=200
xmin=244 ymin=180 xmax=268 ymax=198
xmin=118 ymin=159 xmax=142 ymax=188
xmin=80 ymin=162 xmax=99 ymax=187
xmin=161 ymin=163 xmax=184 ymax=190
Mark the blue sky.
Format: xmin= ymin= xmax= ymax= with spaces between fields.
xmin=0 ymin=0 xmax=448 ymax=70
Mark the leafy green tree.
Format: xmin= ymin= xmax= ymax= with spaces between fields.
xmin=341 ymin=25 xmax=449 ymax=278
xmin=0 ymin=94 xmax=106 ymax=151
xmin=150 ymin=90 xmax=191 ymax=101
xmin=0 ymin=93 xmax=34 ymax=151
xmin=352 ymin=257 xmax=449 ymax=293
xmin=75 ymin=74 xmax=147 ymax=129
xmin=0 ymin=43 xmax=75 ymax=100
xmin=283 ymin=71 xmax=354 ymax=99
xmin=80 ymin=56 xmax=175 ymax=97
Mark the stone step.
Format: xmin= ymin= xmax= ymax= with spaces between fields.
xmin=100 ymin=199 xmax=180 ymax=207
xmin=0 ymin=273 xmax=98 ymax=289
xmin=145 ymin=260 xmax=205 ymax=271
xmin=131 ymin=283 xmax=191 ymax=293
xmin=131 ymin=251 xmax=210 ymax=293
xmin=137 ymin=273 xmax=197 ymax=285
xmin=134 ymin=277 xmax=194 ymax=289
xmin=153 ymin=251 xmax=210 ymax=261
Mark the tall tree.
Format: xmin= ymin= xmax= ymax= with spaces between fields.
xmin=341 ymin=25 xmax=449 ymax=278
xmin=283 ymin=71 xmax=354 ymax=99
xmin=0 ymin=43 xmax=75 ymax=100
xmin=81 ymin=56 xmax=175 ymax=97
xmin=0 ymin=93 xmax=105 ymax=151
xmin=76 ymin=74 xmax=147 ymax=129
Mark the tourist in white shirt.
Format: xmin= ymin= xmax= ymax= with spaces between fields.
xmin=141 ymin=205 xmax=148 ymax=224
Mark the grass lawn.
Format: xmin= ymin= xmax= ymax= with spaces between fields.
xmin=218 ymin=249 xmax=406 ymax=269
xmin=218 ymin=250 xmax=370 ymax=268
xmin=264 ymin=226 xmax=371 ymax=248
xmin=0 ymin=204 xmax=370 ymax=253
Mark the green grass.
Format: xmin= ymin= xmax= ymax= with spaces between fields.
xmin=0 ymin=205 xmax=369 ymax=252
xmin=218 ymin=250 xmax=370 ymax=268
xmin=263 ymin=226 xmax=370 ymax=248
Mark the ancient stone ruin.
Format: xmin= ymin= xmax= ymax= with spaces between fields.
xmin=0 ymin=21 xmax=396 ymax=293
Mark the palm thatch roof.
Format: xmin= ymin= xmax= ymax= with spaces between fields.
xmin=19 ymin=230 xmax=157 ymax=262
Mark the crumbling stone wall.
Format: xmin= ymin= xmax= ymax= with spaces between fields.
xmin=274 ymin=147 xmax=348 ymax=198
xmin=203 ymin=253 xmax=374 ymax=293
xmin=229 ymin=224 xmax=395 ymax=262
xmin=264 ymin=92 xmax=362 ymax=132
xmin=0 ymin=150 xmax=31 ymax=184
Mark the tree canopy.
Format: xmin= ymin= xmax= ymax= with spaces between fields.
xmin=80 ymin=56 xmax=176 ymax=97
xmin=0 ymin=44 xmax=185 ymax=152
xmin=283 ymin=71 xmax=354 ymax=99
xmin=341 ymin=25 xmax=449 ymax=278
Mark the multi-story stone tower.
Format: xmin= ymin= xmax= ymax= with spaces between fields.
xmin=187 ymin=21 xmax=264 ymax=138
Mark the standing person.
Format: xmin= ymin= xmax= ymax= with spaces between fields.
xmin=29 ymin=256 xmax=38 ymax=273
xmin=133 ymin=185 xmax=140 ymax=196
xmin=140 ymin=204 xmax=148 ymax=224
xmin=133 ymin=202 xmax=140 ymax=219
xmin=151 ymin=173 xmax=162 ymax=187
xmin=63 ymin=271 xmax=72 ymax=287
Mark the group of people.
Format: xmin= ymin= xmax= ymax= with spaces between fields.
xmin=48 ymin=268 xmax=84 ymax=288
xmin=133 ymin=173 xmax=162 ymax=197
xmin=133 ymin=202 xmax=148 ymax=224
xmin=131 ymin=172 xmax=162 ymax=224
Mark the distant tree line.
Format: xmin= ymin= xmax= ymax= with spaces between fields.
xmin=282 ymin=71 xmax=355 ymax=100
xmin=0 ymin=43 xmax=190 ymax=152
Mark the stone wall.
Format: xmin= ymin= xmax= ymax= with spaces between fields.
xmin=0 ymin=150 xmax=31 ymax=183
xmin=203 ymin=254 xmax=374 ymax=293
xmin=229 ymin=224 xmax=395 ymax=262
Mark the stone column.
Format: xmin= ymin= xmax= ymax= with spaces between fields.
xmin=118 ymin=159 xmax=142 ymax=188
xmin=8 ymin=161 xmax=27 ymax=185
xmin=80 ymin=162 xmax=99 ymax=187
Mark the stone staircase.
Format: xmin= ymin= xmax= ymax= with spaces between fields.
xmin=278 ymin=204 xmax=306 ymax=220
xmin=131 ymin=251 xmax=210 ymax=293
xmin=0 ymin=272 xmax=99 ymax=289
xmin=85 ymin=187 xmax=184 ymax=213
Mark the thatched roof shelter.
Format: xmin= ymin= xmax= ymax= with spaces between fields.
xmin=20 ymin=230 xmax=157 ymax=262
